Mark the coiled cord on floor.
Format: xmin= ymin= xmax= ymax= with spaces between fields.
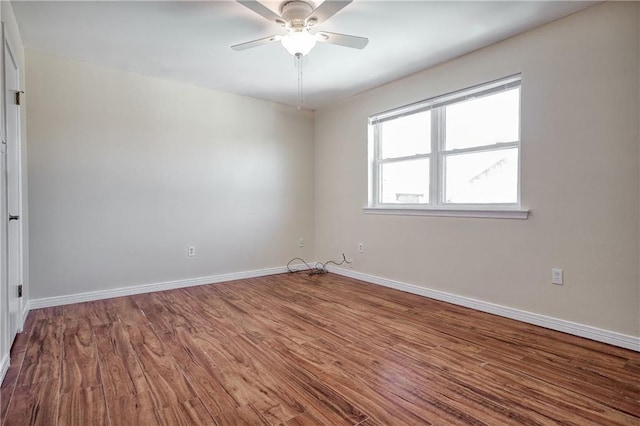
xmin=287 ymin=253 xmax=351 ymax=275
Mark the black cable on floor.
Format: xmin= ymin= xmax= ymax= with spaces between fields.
xmin=287 ymin=253 xmax=351 ymax=275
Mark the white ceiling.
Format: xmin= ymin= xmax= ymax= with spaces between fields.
xmin=12 ymin=1 xmax=597 ymax=109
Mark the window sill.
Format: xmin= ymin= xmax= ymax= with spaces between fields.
xmin=362 ymin=206 xmax=530 ymax=219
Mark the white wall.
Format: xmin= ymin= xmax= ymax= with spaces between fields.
xmin=26 ymin=50 xmax=314 ymax=299
xmin=315 ymin=2 xmax=640 ymax=337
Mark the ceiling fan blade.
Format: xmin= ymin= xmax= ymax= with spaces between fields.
xmin=231 ymin=35 xmax=282 ymax=51
xmin=316 ymin=31 xmax=368 ymax=49
xmin=306 ymin=0 xmax=352 ymax=25
xmin=237 ymin=0 xmax=282 ymax=23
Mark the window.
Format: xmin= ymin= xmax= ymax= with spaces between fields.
xmin=367 ymin=75 xmax=527 ymax=219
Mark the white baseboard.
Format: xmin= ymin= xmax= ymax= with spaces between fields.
xmin=25 ymin=263 xmax=640 ymax=352
xmin=21 ymin=300 xmax=30 ymax=329
xmin=0 ymin=353 xmax=9 ymax=385
xmin=329 ymin=266 xmax=640 ymax=352
xmin=29 ymin=264 xmax=309 ymax=310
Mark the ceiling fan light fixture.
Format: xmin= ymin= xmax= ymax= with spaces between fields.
xmin=281 ymin=28 xmax=317 ymax=56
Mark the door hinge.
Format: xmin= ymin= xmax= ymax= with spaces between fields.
xmin=15 ymin=91 xmax=24 ymax=106
xmin=18 ymin=284 xmax=22 ymax=298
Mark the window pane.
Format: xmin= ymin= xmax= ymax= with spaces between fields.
xmin=381 ymin=111 xmax=431 ymax=159
xmin=381 ymin=159 xmax=429 ymax=204
xmin=444 ymin=148 xmax=518 ymax=204
xmin=445 ymin=88 xmax=519 ymax=150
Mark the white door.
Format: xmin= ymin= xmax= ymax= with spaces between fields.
xmin=4 ymin=32 xmax=22 ymax=344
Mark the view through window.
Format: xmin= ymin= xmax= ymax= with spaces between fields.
xmin=369 ymin=75 xmax=521 ymax=210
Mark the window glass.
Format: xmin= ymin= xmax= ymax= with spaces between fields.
xmin=445 ymin=88 xmax=519 ymax=150
xmin=381 ymin=111 xmax=431 ymax=159
xmin=381 ymin=159 xmax=429 ymax=204
xmin=443 ymin=148 xmax=518 ymax=204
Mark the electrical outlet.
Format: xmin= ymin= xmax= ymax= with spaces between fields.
xmin=188 ymin=246 xmax=196 ymax=257
xmin=552 ymin=268 xmax=563 ymax=285
xmin=298 ymin=238 xmax=304 ymax=248
xmin=358 ymin=243 xmax=364 ymax=253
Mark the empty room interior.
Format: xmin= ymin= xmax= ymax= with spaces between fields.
xmin=0 ymin=0 xmax=639 ymax=424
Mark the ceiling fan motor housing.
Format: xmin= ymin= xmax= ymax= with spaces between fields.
xmin=280 ymin=1 xmax=314 ymax=28
xmin=232 ymin=0 xmax=368 ymax=54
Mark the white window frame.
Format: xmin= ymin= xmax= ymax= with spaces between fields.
xmin=365 ymin=75 xmax=529 ymax=219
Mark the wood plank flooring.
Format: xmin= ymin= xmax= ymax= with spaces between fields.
xmin=1 ymin=273 xmax=639 ymax=425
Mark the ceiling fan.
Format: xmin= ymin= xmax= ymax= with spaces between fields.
xmin=232 ymin=0 xmax=369 ymax=57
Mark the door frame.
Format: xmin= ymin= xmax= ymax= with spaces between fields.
xmin=2 ymin=23 xmax=24 ymax=346
xmin=0 ymin=22 xmax=6 ymax=369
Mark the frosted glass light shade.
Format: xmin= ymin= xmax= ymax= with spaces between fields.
xmin=281 ymin=29 xmax=317 ymax=56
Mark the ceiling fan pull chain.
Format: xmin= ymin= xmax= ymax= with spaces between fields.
xmin=296 ymin=53 xmax=303 ymax=109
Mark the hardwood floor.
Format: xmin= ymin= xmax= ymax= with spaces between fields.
xmin=1 ymin=273 xmax=639 ymax=425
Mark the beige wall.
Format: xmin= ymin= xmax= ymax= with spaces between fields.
xmin=26 ymin=50 xmax=314 ymax=299
xmin=315 ymin=2 xmax=640 ymax=337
